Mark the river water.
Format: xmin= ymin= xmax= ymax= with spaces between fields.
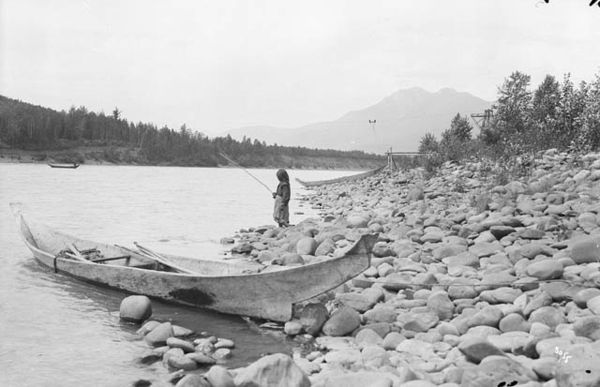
xmin=0 ymin=163 xmax=360 ymax=387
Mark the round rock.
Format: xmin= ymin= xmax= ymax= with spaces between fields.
xmin=119 ymin=295 xmax=152 ymax=323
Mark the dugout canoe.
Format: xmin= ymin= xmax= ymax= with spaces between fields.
xmin=10 ymin=203 xmax=376 ymax=322
xmin=48 ymin=162 xmax=80 ymax=169
xmin=296 ymin=165 xmax=385 ymax=188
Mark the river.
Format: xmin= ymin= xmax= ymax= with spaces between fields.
xmin=0 ymin=163 xmax=360 ymax=387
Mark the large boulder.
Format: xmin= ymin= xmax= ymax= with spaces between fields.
xmin=119 ymin=295 xmax=152 ymax=323
xmin=322 ymin=306 xmax=361 ymax=336
xmin=234 ymin=353 xmax=310 ymax=387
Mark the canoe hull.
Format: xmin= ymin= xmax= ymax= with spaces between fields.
xmin=12 ymin=204 xmax=375 ymax=322
xmin=48 ymin=163 xmax=80 ymax=168
xmin=296 ymin=166 xmax=385 ymax=187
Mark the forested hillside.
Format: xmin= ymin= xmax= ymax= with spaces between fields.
xmin=0 ymin=96 xmax=384 ymax=169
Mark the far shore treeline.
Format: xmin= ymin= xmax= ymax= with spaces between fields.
xmin=418 ymin=71 xmax=600 ymax=173
xmin=0 ymin=95 xmax=384 ymax=169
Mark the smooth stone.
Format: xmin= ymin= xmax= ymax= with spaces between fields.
xmin=570 ymin=237 xmax=600 ymax=264
xmin=468 ymin=306 xmax=503 ymax=328
xmin=172 ymin=325 xmax=194 ymax=337
xmin=458 ymin=338 xmax=505 ymax=364
xmin=168 ymin=354 xmax=198 ymax=370
xmin=277 ymin=253 xmax=305 ymax=266
xmin=361 ymin=345 xmax=390 ymax=367
xmin=175 ymin=374 xmax=211 ymax=387
xmin=322 ymin=306 xmax=361 ymax=336
xmin=137 ymin=320 xmax=161 ymax=336
xmin=531 ymin=357 xmax=558 ymax=381
xmin=119 ymin=295 xmax=152 ymax=323
xmin=381 ymin=272 xmax=413 ymax=291
xmin=213 ymin=348 xmax=232 ymax=360
xmin=363 ymin=305 xmax=397 ymax=324
xmin=523 ymin=292 xmax=553 ymax=317
xmin=296 ymin=237 xmax=317 ymax=255
xmin=355 ymin=328 xmax=383 ymax=348
xmin=433 ymin=244 xmax=468 ymax=260
xmin=555 ymin=344 xmax=600 ymax=387
xmin=460 ymin=356 xmax=536 ymax=387
xmin=284 ymin=320 xmax=303 ymax=335
xmin=586 ymin=295 xmax=600 ymax=315
xmin=360 ymin=322 xmax=391 ymax=338
xmin=324 ymin=349 xmax=362 ymax=367
xmin=573 ymin=316 xmax=600 ymax=340
xmin=535 ymin=337 xmax=573 ymax=357
xmin=383 ymin=331 xmax=405 ymax=350
xmin=487 ymin=331 xmax=533 ymax=352
xmin=186 ymin=352 xmax=217 ymax=365
xmin=166 ymin=337 xmax=195 ymax=353
xmin=337 ymin=292 xmax=375 ymax=313
xmin=234 ymin=354 xmax=310 ymax=387
xmin=479 ymin=287 xmax=522 ymax=304
xmin=526 ymin=260 xmax=564 ymax=280
xmin=310 ymin=371 xmax=395 ymax=387
xmin=500 ymin=313 xmax=531 ymax=333
xmin=145 ymin=322 xmax=174 ymax=346
xmin=529 ymin=306 xmax=566 ymax=329
xmin=215 ymin=338 xmax=235 ymax=349
xmin=469 ymin=241 xmax=503 ymax=258
xmin=530 ymin=322 xmax=552 ymax=337
xmin=427 ymin=291 xmax=454 ymax=320
xmin=315 ymin=239 xmax=336 ymax=256
xmin=442 ymin=251 xmax=479 ymax=267
xmin=372 ymin=241 xmax=395 ymax=258
xmin=300 ymin=302 xmax=329 ymax=336
xmin=402 ymin=312 xmax=440 ymax=332
xmin=396 ymin=339 xmax=435 ymax=359
xmin=205 ymin=365 xmax=235 ymax=387
xmin=574 ymin=288 xmax=600 ymax=308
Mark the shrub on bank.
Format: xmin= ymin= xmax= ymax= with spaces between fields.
xmin=419 ymin=70 xmax=600 ymax=176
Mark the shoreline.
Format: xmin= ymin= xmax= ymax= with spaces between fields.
xmin=0 ymin=150 xmax=376 ymax=171
xmin=205 ymin=148 xmax=600 ymax=386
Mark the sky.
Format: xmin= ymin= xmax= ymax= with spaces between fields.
xmin=1 ymin=0 xmax=599 ymax=136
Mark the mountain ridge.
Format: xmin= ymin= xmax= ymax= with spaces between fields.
xmin=225 ymin=87 xmax=492 ymax=153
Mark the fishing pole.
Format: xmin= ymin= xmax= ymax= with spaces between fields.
xmin=219 ymin=151 xmax=273 ymax=194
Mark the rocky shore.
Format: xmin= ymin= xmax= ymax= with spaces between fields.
xmin=131 ymin=149 xmax=600 ymax=387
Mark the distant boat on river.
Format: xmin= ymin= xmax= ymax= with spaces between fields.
xmin=48 ymin=162 xmax=80 ymax=169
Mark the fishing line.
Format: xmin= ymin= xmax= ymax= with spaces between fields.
xmin=219 ymin=151 xmax=273 ymax=194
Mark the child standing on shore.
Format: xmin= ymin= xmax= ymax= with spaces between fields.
xmin=272 ymin=169 xmax=290 ymax=227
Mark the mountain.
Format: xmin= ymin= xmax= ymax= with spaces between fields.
xmin=225 ymin=87 xmax=492 ymax=154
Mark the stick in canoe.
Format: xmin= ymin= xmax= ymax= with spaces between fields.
xmin=132 ymin=242 xmax=196 ymax=274
xmin=115 ymin=244 xmax=194 ymax=274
